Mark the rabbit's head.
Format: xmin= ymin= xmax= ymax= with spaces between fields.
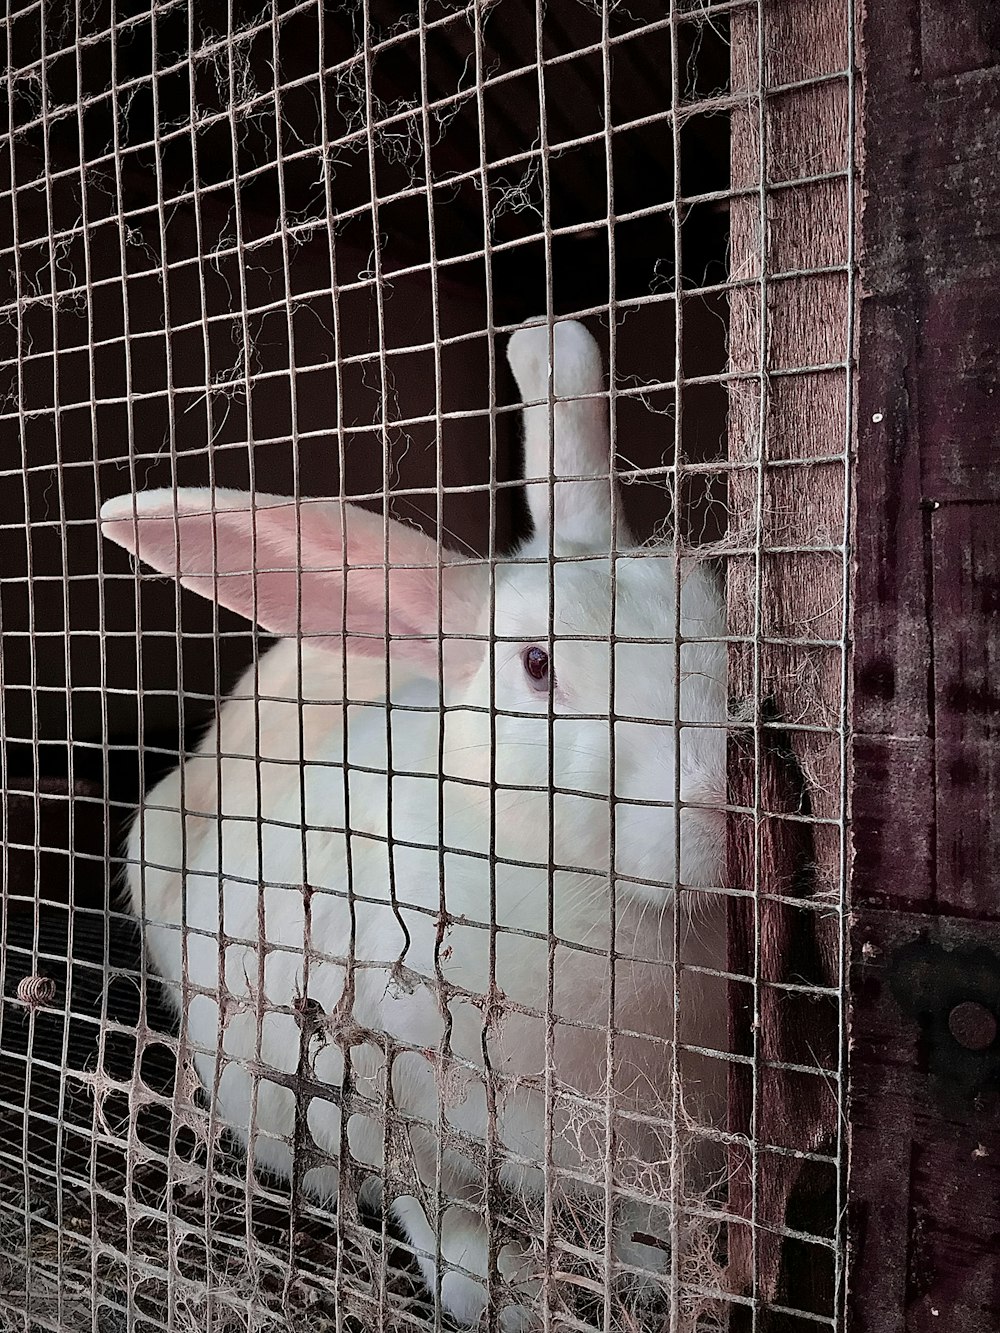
xmin=100 ymin=321 xmax=726 ymax=906
xmin=443 ymin=321 xmax=727 ymax=898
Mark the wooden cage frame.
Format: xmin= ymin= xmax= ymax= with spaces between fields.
xmin=724 ymin=2 xmax=1000 ymax=1329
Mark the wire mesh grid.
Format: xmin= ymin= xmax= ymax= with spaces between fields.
xmin=0 ymin=2 xmax=854 ymax=1331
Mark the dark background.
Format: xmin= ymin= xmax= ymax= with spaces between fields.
xmin=0 ymin=0 xmax=731 ymax=806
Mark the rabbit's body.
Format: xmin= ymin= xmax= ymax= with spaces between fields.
xmin=103 ymin=321 xmax=728 ymax=1328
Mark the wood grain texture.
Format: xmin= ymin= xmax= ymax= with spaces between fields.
xmin=726 ymin=1 xmax=851 ymax=1317
xmin=850 ymin=1 xmax=1000 ymax=1328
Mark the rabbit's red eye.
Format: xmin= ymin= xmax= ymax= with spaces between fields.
xmin=523 ymin=645 xmax=551 ymax=689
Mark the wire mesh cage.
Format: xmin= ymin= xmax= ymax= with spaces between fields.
xmin=0 ymin=2 xmax=854 ymax=1331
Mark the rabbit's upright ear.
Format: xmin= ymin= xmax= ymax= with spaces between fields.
xmin=507 ymin=319 xmax=629 ymax=552
xmin=100 ymin=488 xmax=486 ymax=677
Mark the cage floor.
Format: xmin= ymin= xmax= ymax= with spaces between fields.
xmin=0 ymin=898 xmax=728 ymax=1333
xmin=0 ymin=898 xmax=431 ymax=1333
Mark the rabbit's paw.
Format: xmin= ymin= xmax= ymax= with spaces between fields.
xmin=391 ymin=1195 xmax=539 ymax=1330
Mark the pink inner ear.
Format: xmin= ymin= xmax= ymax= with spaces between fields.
xmin=100 ymin=488 xmax=486 ymax=674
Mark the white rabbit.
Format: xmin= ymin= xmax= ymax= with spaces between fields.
xmin=100 ymin=320 xmax=729 ymax=1329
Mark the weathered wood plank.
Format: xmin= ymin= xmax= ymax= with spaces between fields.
xmin=850 ymin=910 xmax=1000 ymax=1333
xmin=919 ymin=282 xmax=1000 ymax=504
xmin=930 ymin=501 xmax=1000 ymax=920
xmin=850 ymin=0 xmax=1000 ymax=1327
xmin=919 ymin=0 xmax=1000 ymax=80
xmin=726 ymin=0 xmax=850 ymax=1314
xmin=852 ymin=299 xmax=932 ymax=744
xmin=851 ymin=735 xmax=936 ymax=910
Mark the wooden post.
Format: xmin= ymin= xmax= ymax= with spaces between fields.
xmin=849 ymin=2 xmax=1000 ymax=1329
xmin=726 ymin=1 xmax=852 ymax=1315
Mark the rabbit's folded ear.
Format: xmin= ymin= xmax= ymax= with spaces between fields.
xmin=507 ymin=319 xmax=630 ymax=552
xmin=100 ymin=488 xmax=486 ymax=678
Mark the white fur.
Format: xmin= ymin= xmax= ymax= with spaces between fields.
xmin=100 ymin=321 xmax=728 ymax=1328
